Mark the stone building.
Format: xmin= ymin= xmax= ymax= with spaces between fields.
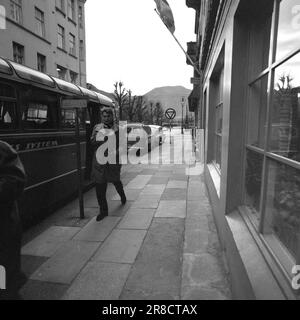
xmin=0 ymin=0 xmax=87 ymax=86
xmin=186 ymin=0 xmax=300 ymax=299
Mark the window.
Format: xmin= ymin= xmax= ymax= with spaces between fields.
xmin=12 ymin=42 xmax=24 ymax=64
xmin=35 ymin=7 xmax=45 ymax=38
xmin=37 ymin=53 xmax=46 ymax=73
xmin=10 ymin=0 xmax=22 ymax=24
xmin=0 ymin=83 xmax=17 ymax=131
xmin=22 ymin=102 xmax=56 ymax=130
xmin=70 ymin=70 xmax=77 ymax=84
xmin=79 ymin=40 xmax=84 ymax=60
xmin=67 ymin=0 xmax=75 ymax=21
xmin=78 ymin=5 xmax=83 ymax=28
xmin=69 ymin=33 xmax=76 ymax=56
xmin=57 ymin=25 xmax=65 ymax=49
xmin=244 ymin=0 xmax=300 ymax=266
xmin=209 ymin=50 xmax=224 ymax=173
xmin=55 ymin=0 xmax=65 ymax=13
xmin=57 ymin=65 xmax=67 ymax=80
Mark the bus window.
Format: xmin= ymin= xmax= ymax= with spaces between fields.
xmin=22 ymin=103 xmax=57 ymax=130
xmin=0 ymin=100 xmax=17 ymax=131
xmin=61 ymin=108 xmax=85 ymax=130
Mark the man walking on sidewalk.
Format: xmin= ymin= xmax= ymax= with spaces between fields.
xmin=91 ymin=108 xmax=126 ymax=222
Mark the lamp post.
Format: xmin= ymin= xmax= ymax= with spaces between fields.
xmin=181 ymin=96 xmax=185 ymax=134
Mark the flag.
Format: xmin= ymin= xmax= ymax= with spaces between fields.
xmin=154 ymin=0 xmax=175 ymax=34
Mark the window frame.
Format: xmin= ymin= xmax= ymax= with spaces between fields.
xmin=57 ymin=24 xmax=65 ymax=50
xmin=34 ymin=7 xmax=45 ymax=38
xmin=244 ymin=0 xmax=300 ymax=270
xmin=69 ymin=32 xmax=76 ymax=56
xmin=37 ymin=53 xmax=46 ymax=73
xmin=12 ymin=41 xmax=24 ymax=64
xmin=10 ymin=0 xmax=22 ymax=24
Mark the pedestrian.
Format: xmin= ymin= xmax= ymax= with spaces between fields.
xmin=0 ymin=140 xmax=26 ymax=300
xmin=91 ymin=107 xmax=126 ymax=222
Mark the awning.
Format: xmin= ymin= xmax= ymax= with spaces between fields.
xmin=188 ymin=87 xmax=200 ymax=112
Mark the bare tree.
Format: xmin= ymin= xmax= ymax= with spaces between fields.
xmin=153 ymin=102 xmax=164 ymax=125
xmin=133 ymin=96 xmax=148 ymax=123
xmin=125 ymin=89 xmax=137 ymax=122
xmin=113 ymin=81 xmax=128 ymax=121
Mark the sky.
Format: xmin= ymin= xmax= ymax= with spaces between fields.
xmin=85 ymin=0 xmax=195 ymax=96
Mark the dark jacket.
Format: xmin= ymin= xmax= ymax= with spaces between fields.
xmin=0 ymin=141 xmax=26 ymax=299
xmin=90 ymin=124 xmax=122 ymax=183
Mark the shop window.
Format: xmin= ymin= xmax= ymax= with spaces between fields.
xmin=269 ymin=54 xmax=300 ymax=162
xmin=243 ymin=0 xmax=300 ymax=270
xmin=264 ymin=160 xmax=300 ymax=262
xmin=248 ymin=75 xmax=268 ymax=149
xmin=209 ymin=56 xmax=224 ymax=173
xmin=276 ymin=0 xmax=300 ymax=60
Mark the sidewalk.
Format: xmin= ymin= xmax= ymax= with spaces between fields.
xmin=19 ymin=130 xmax=231 ymax=300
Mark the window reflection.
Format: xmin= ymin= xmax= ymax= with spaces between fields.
xmin=245 ymin=150 xmax=263 ymax=218
xmin=264 ymin=160 xmax=300 ymax=261
xmin=248 ymin=76 xmax=268 ymax=148
xmin=276 ymin=0 xmax=300 ymax=60
xmin=270 ymin=54 xmax=300 ymax=162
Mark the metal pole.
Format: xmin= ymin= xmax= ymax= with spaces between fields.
xmin=169 ymin=120 xmax=172 ymax=145
xmin=75 ymin=108 xmax=85 ymax=219
xmin=154 ymin=9 xmax=201 ymax=75
xmin=181 ymin=102 xmax=184 ymax=134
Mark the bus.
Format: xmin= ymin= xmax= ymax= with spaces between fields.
xmin=0 ymin=57 xmax=113 ymax=228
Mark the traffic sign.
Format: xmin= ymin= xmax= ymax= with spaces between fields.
xmin=165 ymin=108 xmax=176 ymax=120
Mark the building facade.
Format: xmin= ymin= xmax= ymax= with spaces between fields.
xmin=0 ymin=0 xmax=87 ymax=86
xmin=186 ymin=0 xmax=300 ymax=299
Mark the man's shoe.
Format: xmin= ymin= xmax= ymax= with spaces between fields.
xmin=121 ymin=195 xmax=127 ymax=205
xmin=96 ymin=211 xmax=108 ymax=222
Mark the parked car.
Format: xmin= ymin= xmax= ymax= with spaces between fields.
xmin=149 ymin=125 xmax=166 ymax=146
xmin=123 ymin=123 xmax=152 ymax=156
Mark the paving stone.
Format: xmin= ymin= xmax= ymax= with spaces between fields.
xmin=181 ymin=285 xmax=230 ymax=300
xmin=126 ymin=208 xmax=156 ymax=216
xmin=63 ymin=262 xmax=131 ymax=300
xmin=111 ymin=189 xmax=141 ymax=201
xmin=131 ymin=198 xmax=160 ymax=209
xmin=187 ymin=201 xmax=211 ymax=219
xmin=161 ymin=188 xmax=187 ymax=200
xmin=140 ymin=184 xmax=165 ymax=196
xmin=148 ymin=176 xmax=169 ymax=185
xmin=126 ymin=175 xmax=152 ymax=189
xmin=92 ymin=229 xmax=147 ymax=264
xmin=167 ymin=180 xmax=188 ymax=189
xmin=155 ymin=201 xmax=186 ymax=218
xmin=171 ymin=174 xmax=188 ymax=181
xmin=120 ymin=218 xmax=184 ymax=300
xmin=20 ymin=280 xmax=69 ymax=300
xmin=30 ymin=241 xmax=100 ymax=284
xmin=182 ymin=253 xmax=229 ymax=287
xmin=21 ymin=255 xmax=49 ymax=279
xmin=73 ymin=217 xmax=121 ymax=242
xmin=21 ymin=226 xmax=81 ymax=257
xmin=117 ymin=213 xmax=153 ymax=230
xmin=106 ymin=200 xmax=132 ymax=217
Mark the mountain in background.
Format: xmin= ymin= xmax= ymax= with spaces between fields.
xmin=143 ymin=86 xmax=192 ymax=119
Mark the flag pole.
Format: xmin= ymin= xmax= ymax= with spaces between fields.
xmin=154 ymin=8 xmax=201 ymax=75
